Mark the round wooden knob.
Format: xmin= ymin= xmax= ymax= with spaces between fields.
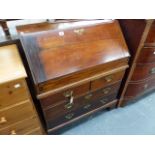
xmin=10 ymin=130 xmax=16 ymax=135
xmin=0 ymin=117 xmax=7 ymax=124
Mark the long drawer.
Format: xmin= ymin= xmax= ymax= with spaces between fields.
xmin=0 ymin=116 xmax=40 ymax=135
xmin=46 ymin=93 xmax=117 ymax=129
xmin=137 ymin=47 xmax=155 ymax=63
xmin=0 ymin=100 xmax=35 ymax=129
xmin=0 ymin=79 xmax=29 ymax=109
xmin=125 ymin=77 xmax=155 ymax=98
xmin=131 ymin=63 xmax=155 ymax=81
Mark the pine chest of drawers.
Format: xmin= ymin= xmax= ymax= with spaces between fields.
xmin=119 ymin=19 xmax=155 ymax=106
xmin=15 ymin=19 xmax=130 ymax=133
xmin=0 ymin=44 xmax=42 ymax=135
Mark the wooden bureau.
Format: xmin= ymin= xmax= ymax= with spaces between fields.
xmin=0 ymin=44 xmax=42 ymax=135
xmin=118 ymin=19 xmax=155 ymax=106
xmin=10 ymin=19 xmax=130 ymax=134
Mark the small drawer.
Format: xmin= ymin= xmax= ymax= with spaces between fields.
xmin=0 ymin=100 xmax=35 ymax=129
xmin=46 ymin=93 xmax=117 ymax=130
xmin=40 ymin=82 xmax=90 ymax=109
xmin=145 ymin=21 xmax=155 ymax=46
xmin=0 ymin=79 xmax=29 ymax=109
xmin=0 ymin=116 xmax=40 ymax=135
xmin=137 ymin=47 xmax=155 ymax=63
xmin=131 ymin=63 xmax=155 ymax=81
xmin=125 ymin=77 xmax=155 ymax=98
xmin=91 ymin=70 xmax=125 ymax=91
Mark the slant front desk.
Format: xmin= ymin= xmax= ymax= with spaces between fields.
xmin=14 ymin=20 xmax=130 ymax=134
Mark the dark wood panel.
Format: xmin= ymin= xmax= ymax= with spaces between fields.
xmin=137 ymin=47 xmax=155 ymax=63
xmin=43 ymin=82 xmax=120 ymax=122
xmin=131 ymin=62 xmax=155 ymax=81
xmin=46 ymin=94 xmax=117 ymax=129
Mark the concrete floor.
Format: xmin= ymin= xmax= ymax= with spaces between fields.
xmin=61 ymin=91 xmax=155 ymax=135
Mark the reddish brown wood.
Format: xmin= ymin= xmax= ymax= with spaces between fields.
xmin=145 ymin=21 xmax=155 ymax=46
xmin=137 ymin=47 xmax=155 ymax=63
xmin=91 ymin=70 xmax=125 ymax=91
xmin=125 ymin=76 xmax=155 ymax=98
xmin=130 ymin=62 xmax=155 ymax=81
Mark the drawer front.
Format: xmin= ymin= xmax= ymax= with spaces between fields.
xmin=137 ymin=47 xmax=155 ymax=63
xmin=125 ymin=77 xmax=155 ymax=97
xmin=46 ymin=93 xmax=117 ymax=129
xmin=36 ymin=21 xmax=120 ymax=49
xmin=0 ymin=116 xmax=39 ymax=135
xmin=91 ymin=70 xmax=125 ymax=91
xmin=0 ymin=100 xmax=35 ymax=129
xmin=0 ymin=79 xmax=29 ymax=109
xmin=145 ymin=21 xmax=155 ymax=45
xmin=40 ymin=82 xmax=90 ymax=109
xmin=131 ymin=63 xmax=155 ymax=81
xmin=43 ymin=82 xmax=120 ymax=123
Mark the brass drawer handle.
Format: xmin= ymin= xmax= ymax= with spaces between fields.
xmin=83 ymin=104 xmax=91 ymax=109
xmin=0 ymin=117 xmax=7 ymax=124
xmin=84 ymin=94 xmax=92 ymax=100
xmin=105 ymin=76 xmax=113 ymax=82
xmin=65 ymin=103 xmax=73 ymax=109
xmin=102 ymin=88 xmax=111 ymax=94
xmin=65 ymin=113 xmax=74 ymax=120
xmin=63 ymin=90 xmax=73 ymax=98
xmin=100 ymin=98 xmax=108 ymax=104
xmin=150 ymin=68 xmax=155 ymax=74
xmin=74 ymin=28 xmax=85 ymax=35
xmin=144 ymin=84 xmax=148 ymax=89
xmin=10 ymin=130 xmax=16 ymax=135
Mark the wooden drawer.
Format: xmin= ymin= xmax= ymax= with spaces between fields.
xmin=0 ymin=116 xmax=40 ymax=135
xmin=46 ymin=93 xmax=117 ymax=129
xmin=145 ymin=21 xmax=155 ymax=46
xmin=131 ymin=63 xmax=155 ymax=81
xmin=27 ymin=128 xmax=42 ymax=135
xmin=0 ymin=79 xmax=29 ymax=109
xmin=125 ymin=77 xmax=155 ymax=97
xmin=0 ymin=100 xmax=35 ymax=129
xmin=40 ymin=82 xmax=90 ymax=109
xmin=91 ymin=70 xmax=125 ymax=91
xmin=43 ymin=82 xmax=120 ymax=123
xmin=137 ymin=47 xmax=155 ymax=63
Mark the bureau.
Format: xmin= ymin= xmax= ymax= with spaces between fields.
xmin=11 ymin=19 xmax=130 ymax=134
xmin=0 ymin=44 xmax=43 ymax=135
xmin=118 ymin=19 xmax=155 ymax=106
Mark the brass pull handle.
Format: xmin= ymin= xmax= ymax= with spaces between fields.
xmin=63 ymin=90 xmax=73 ymax=98
xmin=83 ymin=104 xmax=91 ymax=109
xmin=102 ymin=88 xmax=111 ymax=95
xmin=150 ymin=68 xmax=155 ymax=74
xmin=0 ymin=117 xmax=7 ymax=124
xmin=105 ymin=76 xmax=113 ymax=82
xmin=84 ymin=94 xmax=92 ymax=100
xmin=10 ymin=130 xmax=16 ymax=135
xmin=100 ymin=98 xmax=108 ymax=104
xmin=153 ymin=51 xmax=155 ymax=55
xmin=144 ymin=84 xmax=148 ymax=89
xmin=64 ymin=96 xmax=74 ymax=109
xmin=65 ymin=113 xmax=74 ymax=120
xmin=74 ymin=28 xmax=85 ymax=35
